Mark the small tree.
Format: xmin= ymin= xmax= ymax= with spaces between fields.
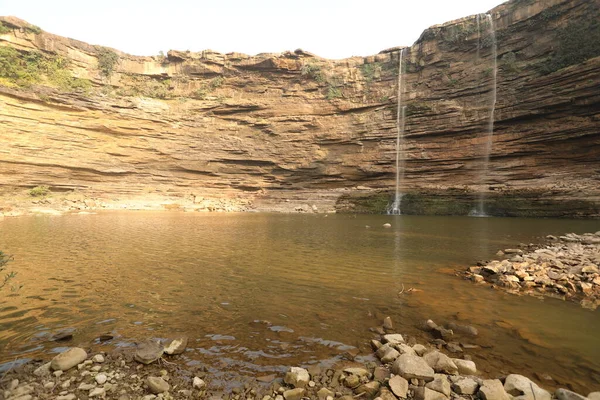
xmin=0 ymin=251 xmax=16 ymax=291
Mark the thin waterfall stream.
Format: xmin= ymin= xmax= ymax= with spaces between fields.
xmin=472 ymin=13 xmax=497 ymax=217
xmin=389 ymin=48 xmax=406 ymax=215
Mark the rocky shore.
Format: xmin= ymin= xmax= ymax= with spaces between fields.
xmin=464 ymin=232 xmax=600 ymax=309
xmin=1 ymin=317 xmax=598 ymax=400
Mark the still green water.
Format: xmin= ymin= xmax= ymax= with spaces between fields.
xmin=0 ymin=212 xmax=598 ymax=392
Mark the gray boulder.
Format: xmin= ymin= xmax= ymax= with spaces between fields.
xmin=452 ymin=358 xmax=477 ymax=375
xmin=423 ymin=351 xmax=458 ymax=374
xmin=284 ymin=367 xmax=310 ymax=388
xmin=389 ymin=375 xmax=408 ymax=398
xmin=135 ymin=340 xmax=164 ymax=364
xmin=555 ymin=389 xmax=587 ymax=400
xmin=147 ymin=376 xmax=170 ymax=394
xmin=504 ymin=374 xmax=551 ymax=400
xmin=451 ymin=377 xmax=478 ymax=395
xmin=413 ymin=386 xmax=449 ymax=400
xmin=425 ymin=374 xmax=451 ymax=397
xmin=479 ymin=379 xmax=510 ymax=400
xmin=391 ymin=353 xmax=435 ymax=382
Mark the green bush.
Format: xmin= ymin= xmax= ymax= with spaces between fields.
xmin=0 ymin=22 xmax=11 ymax=35
xmin=97 ymin=47 xmax=119 ymax=78
xmin=301 ymin=63 xmax=326 ymax=83
xmin=540 ymin=17 xmax=600 ymax=74
xmin=29 ymin=185 xmax=50 ymax=197
xmin=192 ymin=76 xmax=224 ymax=100
xmin=0 ymin=47 xmax=91 ymax=91
xmin=26 ymin=24 xmax=42 ymax=35
xmin=501 ymin=51 xmax=520 ymax=74
xmin=326 ymin=85 xmax=342 ymax=100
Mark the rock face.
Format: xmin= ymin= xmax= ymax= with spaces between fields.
xmin=0 ymin=0 xmax=599 ymax=217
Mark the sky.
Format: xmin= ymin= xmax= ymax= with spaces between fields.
xmin=1 ymin=0 xmax=506 ymax=59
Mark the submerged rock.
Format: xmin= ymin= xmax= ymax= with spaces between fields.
xmin=135 ymin=340 xmax=164 ymax=364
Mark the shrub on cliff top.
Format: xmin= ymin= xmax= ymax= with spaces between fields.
xmin=97 ymin=47 xmax=119 ymax=78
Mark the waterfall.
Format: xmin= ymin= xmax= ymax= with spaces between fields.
xmin=476 ymin=14 xmax=481 ymax=60
xmin=472 ymin=13 xmax=497 ymax=217
xmin=389 ymin=48 xmax=406 ymax=215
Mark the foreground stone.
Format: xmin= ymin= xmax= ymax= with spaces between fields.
xmin=479 ymin=379 xmax=510 ymax=400
xmin=135 ymin=340 xmax=164 ymax=364
xmin=391 ymin=354 xmax=435 ymax=382
xmin=147 ymin=376 xmax=170 ymax=394
xmin=50 ymin=348 xmax=87 ymax=371
xmin=388 ymin=375 xmax=408 ymax=398
xmin=504 ymin=374 xmax=551 ymax=400
xmin=164 ymin=336 xmax=188 ymax=355
xmin=284 ymin=367 xmax=310 ymax=388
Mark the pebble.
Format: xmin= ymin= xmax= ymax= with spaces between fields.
xmin=93 ymin=354 xmax=105 ymax=363
xmin=193 ymin=376 xmax=206 ymax=389
xmin=96 ymin=373 xmax=108 ymax=385
xmin=89 ymin=387 xmax=106 ymax=397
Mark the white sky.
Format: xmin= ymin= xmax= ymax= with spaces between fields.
xmin=1 ymin=0 xmax=506 ymax=59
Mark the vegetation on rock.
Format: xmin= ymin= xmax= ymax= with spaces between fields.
xmin=0 ymin=21 xmax=11 ymax=34
xmin=29 ymin=185 xmax=50 ymax=197
xmin=540 ymin=17 xmax=600 ymax=74
xmin=97 ymin=47 xmax=120 ymax=78
xmin=0 ymin=47 xmax=91 ymax=91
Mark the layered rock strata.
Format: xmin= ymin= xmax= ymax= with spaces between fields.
xmin=0 ymin=0 xmax=599 ymax=216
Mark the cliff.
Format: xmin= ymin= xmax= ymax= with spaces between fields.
xmin=0 ymin=0 xmax=599 ymax=217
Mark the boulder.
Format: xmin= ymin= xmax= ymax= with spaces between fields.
xmin=34 ymin=362 xmax=52 ymax=377
xmin=135 ymin=340 xmax=164 ymax=364
xmin=425 ymin=374 xmax=451 ymax=397
xmin=413 ymin=386 xmax=449 ymax=400
xmin=504 ymin=374 xmax=551 ymax=400
xmin=377 ymin=344 xmax=400 ymax=363
xmin=391 ymin=353 xmax=435 ymax=382
xmin=283 ymin=388 xmax=305 ymax=400
xmin=51 ymin=348 xmax=88 ymax=371
xmin=423 ymin=351 xmax=458 ymax=374
xmin=356 ymin=381 xmax=381 ymax=398
xmin=373 ymin=366 xmax=390 ymax=382
xmin=452 ymin=358 xmax=476 ymax=375
xmin=588 ymin=392 xmax=600 ymax=400
xmin=164 ymin=336 xmax=188 ymax=355
xmin=383 ymin=334 xmax=405 ymax=344
xmin=555 ymin=389 xmax=587 ymax=400
xmin=396 ymin=344 xmax=417 ymax=356
xmin=379 ymin=388 xmax=398 ymax=400
xmin=147 ymin=376 xmax=170 ymax=394
xmin=284 ymin=367 xmax=310 ymax=388
xmin=344 ymin=367 xmax=370 ymax=378
xmin=383 ymin=316 xmax=394 ymax=330
xmin=413 ymin=344 xmax=427 ymax=356
xmin=451 ymin=377 xmax=478 ymax=395
xmin=479 ymin=379 xmax=510 ymax=400
xmin=317 ymin=388 xmax=334 ymax=400
xmin=389 ymin=375 xmax=409 ymax=398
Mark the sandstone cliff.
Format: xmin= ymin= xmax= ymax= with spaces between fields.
xmin=0 ymin=0 xmax=598 ymax=217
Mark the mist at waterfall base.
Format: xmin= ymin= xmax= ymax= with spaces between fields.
xmin=388 ymin=14 xmax=499 ymax=217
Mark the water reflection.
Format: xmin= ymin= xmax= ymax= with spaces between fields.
xmin=0 ymin=212 xmax=599 ymax=392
